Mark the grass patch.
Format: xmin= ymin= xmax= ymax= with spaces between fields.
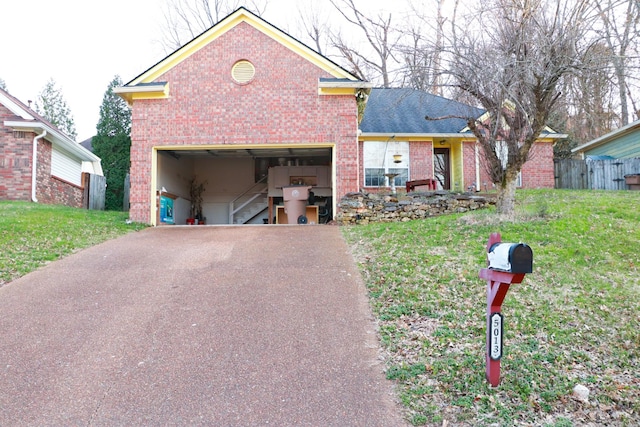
xmin=342 ymin=189 xmax=640 ymax=426
xmin=0 ymin=201 xmax=146 ymax=286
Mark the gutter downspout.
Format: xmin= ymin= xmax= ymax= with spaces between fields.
xmin=32 ymin=129 xmax=47 ymax=202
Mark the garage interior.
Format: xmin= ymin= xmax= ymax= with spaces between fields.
xmin=155 ymin=146 xmax=334 ymax=225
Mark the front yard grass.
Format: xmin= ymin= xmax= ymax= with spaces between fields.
xmin=342 ymin=189 xmax=639 ymax=426
xmin=0 ymin=201 xmax=146 ymax=286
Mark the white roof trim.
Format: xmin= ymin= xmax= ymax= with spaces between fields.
xmin=4 ymin=120 xmax=101 ymax=163
xmin=113 ymin=84 xmax=167 ymax=94
xmin=0 ymin=91 xmax=35 ymax=120
xmin=539 ymin=132 xmax=568 ymax=139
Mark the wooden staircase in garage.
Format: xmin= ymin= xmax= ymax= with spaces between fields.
xmin=229 ymin=178 xmax=269 ymax=224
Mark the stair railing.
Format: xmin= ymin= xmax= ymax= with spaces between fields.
xmin=229 ymin=175 xmax=268 ymax=224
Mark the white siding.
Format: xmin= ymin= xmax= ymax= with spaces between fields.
xmin=51 ymin=145 xmax=82 ymax=186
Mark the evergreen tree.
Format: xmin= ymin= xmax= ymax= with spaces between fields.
xmin=0 ymin=78 xmax=7 ymax=91
xmin=92 ymin=76 xmax=132 ymax=211
xmin=34 ymin=78 xmax=77 ymax=139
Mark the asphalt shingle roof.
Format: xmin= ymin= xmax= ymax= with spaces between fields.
xmin=360 ymin=88 xmax=485 ymax=135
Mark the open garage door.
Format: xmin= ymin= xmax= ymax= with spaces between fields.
xmin=154 ymin=145 xmax=334 ymax=225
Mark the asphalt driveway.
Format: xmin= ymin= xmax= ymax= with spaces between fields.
xmin=0 ymin=226 xmax=406 ymax=426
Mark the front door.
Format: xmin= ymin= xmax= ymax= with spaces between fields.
xmin=434 ymin=148 xmax=451 ymax=190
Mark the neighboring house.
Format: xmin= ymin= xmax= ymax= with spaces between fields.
xmin=572 ymin=120 xmax=640 ymax=159
xmin=115 ymin=7 xmax=562 ymax=226
xmin=0 ymin=88 xmax=103 ymax=208
xmin=80 ymin=136 xmax=94 ymax=153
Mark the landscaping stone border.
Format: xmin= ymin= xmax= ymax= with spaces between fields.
xmin=336 ymin=191 xmax=496 ymax=225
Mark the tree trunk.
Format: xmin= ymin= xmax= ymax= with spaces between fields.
xmin=616 ymin=60 xmax=629 ymax=126
xmin=495 ymin=177 xmax=517 ymax=216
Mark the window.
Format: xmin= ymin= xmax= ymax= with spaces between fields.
xmin=388 ymin=168 xmax=408 ymax=186
xmin=365 ymin=168 xmax=385 ymax=187
xmin=363 ymin=141 xmax=409 ymax=187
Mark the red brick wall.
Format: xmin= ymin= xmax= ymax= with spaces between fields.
xmin=462 ymin=140 xmax=478 ymax=191
xmin=128 ymin=22 xmax=359 ymax=223
xmin=0 ymin=105 xmax=84 ymax=207
xmin=521 ymin=141 xmax=555 ymax=188
xmin=0 ymin=105 xmax=33 ymax=200
xmin=475 ymin=141 xmax=555 ymax=190
xmin=35 ymin=140 xmax=84 ymax=207
xmin=357 ymin=140 xmax=364 ymax=191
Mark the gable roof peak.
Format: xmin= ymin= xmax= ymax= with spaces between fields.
xmin=124 ymin=6 xmax=360 ymax=88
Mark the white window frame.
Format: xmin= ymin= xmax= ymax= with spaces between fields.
xmin=363 ymin=141 xmax=410 ymax=187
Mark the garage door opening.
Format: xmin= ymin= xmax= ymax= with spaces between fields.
xmin=154 ymin=145 xmax=334 ymax=225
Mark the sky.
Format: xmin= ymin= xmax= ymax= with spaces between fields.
xmin=1 ymin=0 xmax=405 ymax=143
xmin=1 ymin=0 xmax=167 ymax=141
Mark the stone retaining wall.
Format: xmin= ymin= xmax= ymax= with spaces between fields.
xmin=336 ymin=191 xmax=495 ymax=225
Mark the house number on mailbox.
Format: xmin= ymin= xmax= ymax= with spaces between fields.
xmin=489 ymin=312 xmax=503 ymax=360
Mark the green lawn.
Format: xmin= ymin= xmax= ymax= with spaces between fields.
xmin=342 ymin=189 xmax=640 ymax=426
xmin=0 ymin=201 xmax=146 ymax=286
xmin=1 ymin=192 xmax=638 ymax=426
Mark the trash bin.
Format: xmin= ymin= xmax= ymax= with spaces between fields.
xmin=282 ymin=186 xmax=312 ymax=224
xmin=624 ymin=174 xmax=640 ymax=190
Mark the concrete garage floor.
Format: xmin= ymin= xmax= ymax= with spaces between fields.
xmin=0 ymin=226 xmax=407 ymax=426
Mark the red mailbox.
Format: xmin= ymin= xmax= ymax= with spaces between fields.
xmin=479 ymin=233 xmax=532 ymax=387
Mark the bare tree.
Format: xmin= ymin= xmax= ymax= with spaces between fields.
xmin=297 ymin=2 xmax=330 ymax=55
xmin=443 ymin=0 xmax=591 ymax=215
xmin=400 ymin=27 xmax=434 ymax=92
xmin=160 ymin=0 xmax=268 ymax=52
xmin=593 ymin=0 xmax=640 ymax=126
xmin=430 ymin=0 xmax=447 ymax=95
xmin=328 ymin=0 xmax=402 ymax=86
xmin=566 ymin=42 xmax=618 ymax=142
xmin=399 ymin=0 xmax=454 ymax=94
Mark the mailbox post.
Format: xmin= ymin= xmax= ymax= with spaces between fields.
xmin=479 ymin=233 xmax=533 ymax=387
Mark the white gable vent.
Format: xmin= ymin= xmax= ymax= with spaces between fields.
xmin=231 ymin=60 xmax=255 ymax=84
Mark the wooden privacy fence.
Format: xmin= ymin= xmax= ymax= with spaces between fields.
xmin=123 ymin=173 xmax=130 ymax=212
xmin=83 ymin=173 xmax=106 ymax=210
xmin=554 ymin=158 xmax=640 ymax=190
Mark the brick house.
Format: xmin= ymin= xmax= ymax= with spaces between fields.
xmin=116 ymin=8 xmax=562 ymax=226
xmin=0 ymin=88 xmax=103 ymax=208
